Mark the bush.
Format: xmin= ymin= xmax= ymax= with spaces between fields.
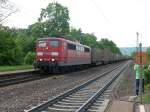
xmin=145 ymin=84 xmax=150 ymax=90
xmin=144 ymin=68 xmax=150 ymax=84
xmin=24 ymin=52 xmax=35 ymax=64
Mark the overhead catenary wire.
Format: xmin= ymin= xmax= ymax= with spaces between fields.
xmin=89 ymin=0 xmax=110 ymax=23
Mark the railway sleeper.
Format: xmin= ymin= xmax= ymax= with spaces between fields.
xmin=53 ymin=104 xmax=81 ymax=108
xmin=57 ymin=101 xmax=83 ymax=105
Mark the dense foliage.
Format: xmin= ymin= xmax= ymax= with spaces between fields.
xmin=0 ymin=2 xmax=121 ymax=66
xmin=146 ymin=47 xmax=150 ymax=62
xmin=0 ymin=26 xmax=23 ymax=65
xmin=98 ymin=38 xmax=121 ymax=54
xmin=144 ymin=47 xmax=150 ymax=85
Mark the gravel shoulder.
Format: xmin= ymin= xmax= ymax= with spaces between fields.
xmin=0 ymin=63 xmax=122 ymax=112
xmin=111 ymin=61 xmax=135 ymax=100
xmin=106 ymin=61 xmax=135 ymax=112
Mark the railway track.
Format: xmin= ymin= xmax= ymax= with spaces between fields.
xmin=0 ymin=70 xmax=50 ymax=87
xmin=25 ymin=61 xmax=130 ymax=112
xmin=0 ymin=62 xmax=121 ymax=87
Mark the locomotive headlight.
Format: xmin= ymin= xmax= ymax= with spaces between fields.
xmin=51 ymin=52 xmax=58 ymax=56
xmin=51 ymin=58 xmax=55 ymax=61
xmin=37 ymin=52 xmax=43 ymax=56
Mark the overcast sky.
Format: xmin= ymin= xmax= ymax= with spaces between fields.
xmin=4 ymin=0 xmax=150 ymax=47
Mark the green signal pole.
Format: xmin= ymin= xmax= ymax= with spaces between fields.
xmin=139 ymin=43 xmax=143 ymax=104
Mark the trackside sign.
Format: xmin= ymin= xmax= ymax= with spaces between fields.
xmin=134 ymin=52 xmax=148 ymax=65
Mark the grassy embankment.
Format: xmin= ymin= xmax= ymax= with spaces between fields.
xmin=143 ymin=85 xmax=150 ymax=103
xmin=0 ymin=65 xmax=33 ymax=72
xmin=143 ymin=66 xmax=150 ymax=103
xmin=135 ymin=66 xmax=150 ymax=103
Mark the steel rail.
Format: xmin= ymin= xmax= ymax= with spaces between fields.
xmin=75 ymin=62 xmax=129 ymax=112
xmin=0 ymin=70 xmax=48 ymax=87
xmin=0 ymin=70 xmax=37 ymax=77
xmin=25 ymin=63 xmax=127 ymax=112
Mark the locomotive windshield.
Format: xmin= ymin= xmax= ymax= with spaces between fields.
xmin=38 ymin=41 xmax=46 ymax=48
xmin=49 ymin=40 xmax=59 ymax=47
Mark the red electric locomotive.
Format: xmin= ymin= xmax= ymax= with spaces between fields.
xmin=34 ymin=37 xmax=91 ymax=72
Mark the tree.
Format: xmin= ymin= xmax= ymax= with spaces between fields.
xmin=0 ymin=25 xmax=23 ymax=65
xmin=68 ymin=28 xmax=82 ymax=41
xmin=68 ymin=28 xmax=100 ymax=48
xmin=146 ymin=47 xmax=150 ymax=62
xmin=28 ymin=22 xmax=44 ymax=38
xmin=81 ymin=33 xmax=99 ymax=47
xmin=143 ymin=47 xmax=150 ymax=85
xmin=99 ymin=38 xmax=121 ymax=54
xmin=0 ymin=0 xmax=18 ymax=23
xmin=39 ymin=2 xmax=70 ymax=37
xmin=15 ymin=35 xmax=36 ymax=55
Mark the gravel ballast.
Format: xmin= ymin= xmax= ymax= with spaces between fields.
xmin=0 ymin=62 xmax=123 ymax=112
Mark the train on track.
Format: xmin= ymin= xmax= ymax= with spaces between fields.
xmin=34 ymin=37 xmax=126 ymax=72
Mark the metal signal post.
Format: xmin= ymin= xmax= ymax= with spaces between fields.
xmin=136 ymin=32 xmax=139 ymax=52
xmin=139 ymin=43 xmax=143 ymax=104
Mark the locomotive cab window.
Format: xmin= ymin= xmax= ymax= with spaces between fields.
xmin=84 ymin=47 xmax=90 ymax=52
xmin=67 ymin=43 xmax=76 ymax=50
xmin=49 ymin=41 xmax=59 ymax=47
xmin=38 ymin=41 xmax=46 ymax=48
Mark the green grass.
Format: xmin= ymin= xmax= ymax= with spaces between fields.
xmin=143 ymin=84 xmax=150 ymax=104
xmin=0 ymin=65 xmax=33 ymax=72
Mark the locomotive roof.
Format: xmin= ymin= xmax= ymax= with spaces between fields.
xmin=37 ymin=37 xmax=90 ymax=48
xmin=37 ymin=37 xmax=64 ymax=41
